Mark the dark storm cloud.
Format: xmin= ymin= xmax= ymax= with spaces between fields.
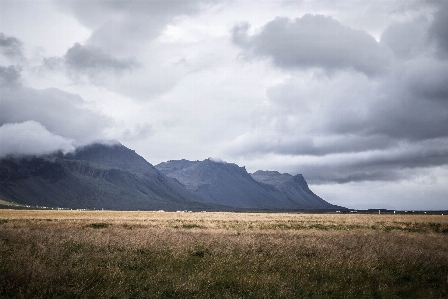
xmin=326 ymin=60 xmax=448 ymax=142
xmin=229 ymin=6 xmax=448 ymax=164
xmin=64 ymin=43 xmax=138 ymax=74
xmin=232 ymin=15 xmax=393 ymax=76
xmin=227 ymin=52 xmax=448 ymax=184
xmin=228 ymin=133 xmax=398 ymax=157
xmin=0 ymin=65 xmax=21 ymax=86
xmin=299 ymin=139 xmax=448 ymax=184
xmin=405 ymin=59 xmax=448 ymax=101
xmin=429 ymin=1 xmax=448 ymax=58
xmin=0 ymin=33 xmax=24 ymax=60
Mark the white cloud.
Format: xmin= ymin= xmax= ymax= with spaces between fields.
xmin=0 ymin=121 xmax=75 ymax=158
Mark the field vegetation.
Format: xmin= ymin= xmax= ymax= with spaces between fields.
xmin=1 ymin=210 xmax=447 ymax=298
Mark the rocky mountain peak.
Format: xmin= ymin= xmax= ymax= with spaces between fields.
xmin=0 ymin=142 xmax=216 ymax=211
xmin=1 ymin=141 xmax=342 ymax=211
xmin=64 ymin=141 xmax=158 ymax=176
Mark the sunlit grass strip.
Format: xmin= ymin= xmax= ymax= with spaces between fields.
xmin=1 ymin=210 xmax=447 ymax=233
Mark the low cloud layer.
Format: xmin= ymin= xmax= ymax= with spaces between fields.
xmin=291 ymin=139 xmax=448 ymax=184
xmin=1 ymin=86 xmax=112 ymax=144
xmin=0 ymin=121 xmax=75 ymax=158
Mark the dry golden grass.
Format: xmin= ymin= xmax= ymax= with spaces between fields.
xmin=1 ymin=210 xmax=447 ymax=298
xmin=1 ymin=209 xmax=447 ymax=232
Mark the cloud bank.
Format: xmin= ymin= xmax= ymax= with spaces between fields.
xmin=228 ymin=6 xmax=448 ymax=186
xmin=0 ymin=86 xmax=112 ymax=144
xmin=0 ymin=121 xmax=75 ymax=158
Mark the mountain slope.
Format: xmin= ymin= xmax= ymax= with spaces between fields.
xmin=156 ymin=159 xmax=334 ymax=210
xmin=0 ymin=142 xmax=340 ymax=211
xmin=0 ymin=143 xmax=221 ymax=211
xmin=251 ymin=170 xmax=337 ymax=209
xmin=64 ymin=141 xmax=160 ymax=176
xmin=157 ymin=159 xmax=290 ymax=208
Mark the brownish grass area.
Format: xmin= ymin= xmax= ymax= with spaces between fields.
xmin=1 ymin=210 xmax=447 ymax=298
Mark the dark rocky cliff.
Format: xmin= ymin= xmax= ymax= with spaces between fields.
xmin=0 ymin=144 xmax=221 ymax=211
xmin=0 ymin=142 xmax=342 ymax=211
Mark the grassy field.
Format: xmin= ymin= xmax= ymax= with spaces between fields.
xmin=0 ymin=210 xmax=447 ymax=298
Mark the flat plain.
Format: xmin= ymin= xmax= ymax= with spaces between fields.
xmin=0 ymin=210 xmax=447 ymax=298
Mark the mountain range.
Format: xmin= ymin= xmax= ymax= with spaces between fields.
xmin=156 ymin=159 xmax=336 ymax=210
xmin=0 ymin=142 xmax=341 ymax=211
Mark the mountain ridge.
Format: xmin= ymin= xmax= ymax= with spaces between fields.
xmin=251 ymin=170 xmax=334 ymax=209
xmin=156 ymin=159 xmax=338 ymax=210
xmin=0 ymin=144 xmax=223 ymax=211
xmin=0 ymin=142 xmax=342 ymax=211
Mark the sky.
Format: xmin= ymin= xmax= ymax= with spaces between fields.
xmin=1 ymin=0 xmax=448 ymax=210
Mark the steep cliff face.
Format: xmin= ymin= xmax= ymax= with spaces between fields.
xmin=251 ymin=171 xmax=337 ymax=209
xmin=0 ymin=144 xmax=220 ymax=211
xmin=156 ymin=159 xmax=336 ymax=210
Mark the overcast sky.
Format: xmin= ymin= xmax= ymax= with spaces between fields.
xmin=1 ymin=0 xmax=448 ymax=210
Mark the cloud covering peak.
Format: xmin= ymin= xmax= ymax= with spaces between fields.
xmin=0 ymin=121 xmax=75 ymax=158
